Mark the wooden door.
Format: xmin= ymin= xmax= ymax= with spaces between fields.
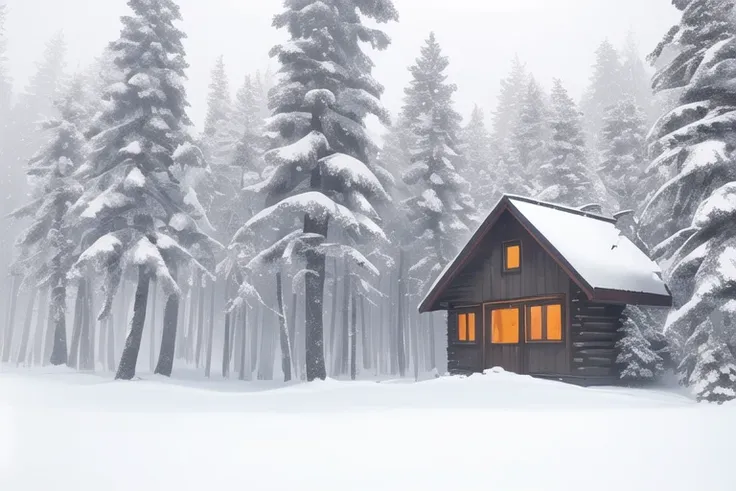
xmin=484 ymin=303 xmax=524 ymax=374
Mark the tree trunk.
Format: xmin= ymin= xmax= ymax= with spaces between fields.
xmin=340 ymin=260 xmax=350 ymax=376
xmin=195 ymin=274 xmax=206 ymax=368
xmin=289 ymin=290 xmax=299 ymax=379
xmin=31 ymin=287 xmax=48 ymax=365
xmin=204 ymin=277 xmax=216 ymax=378
xmin=276 ymin=272 xmax=292 ymax=382
xmin=154 ymin=265 xmax=179 ymax=377
xmin=257 ymin=305 xmax=274 ymax=380
xmin=328 ymin=258 xmax=338 ymax=376
xmin=303 ymin=211 xmax=328 ymax=381
xmin=149 ymin=279 xmax=158 ymax=372
xmin=185 ymin=277 xmax=197 ymax=363
xmin=115 ymin=266 xmax=151 ymax=380
xmin=250 ymin=304 xmax=259 ymax=374
xmin=350 ymin=290 xmax=357 ymax=381
xmin=428 ymin=312 xmax=437 ymax=371
xmin=411 ymin=309 xmax=420 ymax=382
xmin=360 ymin=294 xmax=369 ymax=370
xmin=397 ymin=248 xmax=407 ymax=377
xmin=87 ymin=292 xmax=96 ymax=371
xmin=68 ymin=279 xmax=88 ymax=369
xmin=238 ymin=306 xmax=248 ymax=381
xmin=221 ymin=276 xmax=232 ymax=379
xmin=106 ymin=314 xmax=116 ymax=372
xmin=378 ymin=273 xmax=386 ymax=374
xmin=117 ymin=279 xmax=128 ymax=366
xmin=79 ymin=282 xmax=93 ymax=371
xmin=48 ymin=282 xmax=69 ymax=366
xmin=16 ymin=288 xmax=37 ymax=366
xmin=2 ymin=275 xmax=21 ymax=363
xmin=98 ymin=307 xmax=107 ymax=370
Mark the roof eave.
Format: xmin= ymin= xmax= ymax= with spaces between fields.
xmin=591 ymin=288 xmax=673 ymax=308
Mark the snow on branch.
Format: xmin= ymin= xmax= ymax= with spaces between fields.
xmin=316 ymin=243 xmax=379 ymax=276
xmin=319 ymin=153 xmax=389 ymax=201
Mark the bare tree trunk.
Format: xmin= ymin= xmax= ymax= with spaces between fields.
xmin=48 ymin=282 xmax=69 ymax=366
xmin=204 ymin=278 xmax=216 ymax=378
xmin=79 ymin=284 xmax=93 ymax=371
xmin=195 ymin=274 xmax=206 ymax=368
xmin=350 ymin=290 xmax=357 ymax=381
xmin=396 ymin=248 xmax=407 ymax=377
xmin=238 ymin=306 xmax=248 ymax=381
xmin=175 ymin=282 xmax=188 ymax=360
xmin=106 ymin=314 xmax=116 ymax=372
xmin=117 ymin=279 xmax=128 ymax=366
xmin=155 ymin=265 xmax=179 ymax=377
xmin=276 ymin=272 xmax=292 ymax=382
xmin=185 ymin=277 xmax=197 ymax=364
xmin=31 ymin=287 xmax=48 ymax=365
xmin=116 ymin=266 xmax=151 ymax=380
xmin=87 ymin=293 xmax=96 ymax=371
xmin=328 ymin=258 xmax=338 ymax=376
xmin=2 ymin=275 xmax=21 ymax=363
xmin=378 ymin=274 xmax=385 ymax=374
xmin=221 ymin=277 xmax=232 ymax=379
xmin=258 ymin=305 xmax=275 ymax=380
xmin=289 ymin=290 xmax=299 ymax=379
xmin=250 ymin=304 xmax=260 ymax=374
xmin=149 ymin=279 xmax=158 ymax=372
xmin=98 ymin=308 xmax=107 ymax=370
xmin=340 ymin=260 xmax=350 ymax=376
xmin=16 ymin=288 xmax=37 ymax=366
xmin=360 ymin=294 xmax=369 ymax=370
xmin=68 ymin=279 xmax=88 ymax=369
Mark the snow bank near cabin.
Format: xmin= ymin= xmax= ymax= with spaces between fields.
xmin=0 ymin=368 xmax=733 ymax=491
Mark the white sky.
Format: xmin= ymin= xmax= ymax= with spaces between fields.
xmin=3 ymin=0 xmax=680 ymax=130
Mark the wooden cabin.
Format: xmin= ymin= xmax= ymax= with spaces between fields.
xmin=418 ymin=195 xmax=672 ymax=384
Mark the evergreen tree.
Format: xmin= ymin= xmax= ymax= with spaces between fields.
xmin=581 ymin=39 xmax=624 ymax=144
xmin=491 ymin=55 xmax=527 ymax=155
xmin=0 ymin=4 xmax=10 ymax=128
xmin=70 ymin=0 xmax=214 ymax=380
xmin=642 ymin=0 xmax=736 ymax=402
xmin=460 ymin=105 xmax=495 ymax=209
xmin=509 ymin=77 xmax=547 ymax=190
xmin=203 ymin=55 xmax=231 ymax=138
xmin=237 ymin=0 xmax=398 ymax=381
xmin=616 ymin=306 xmax=665 ymax=381
xmin=402 ymin=32 xmax=477 ymax=293
xmin=620 ymin=32 xmax=656 ymax=124
xmin=7 ymin=77 xmax=89 ymax=366
xmin=599 ymin=100 xmax=648 ymax=211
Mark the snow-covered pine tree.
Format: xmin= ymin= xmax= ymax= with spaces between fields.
xmin=641 ymin=0 xmax=736 ymax=402
xmin=491 ymin=55 xmax=528 ymax=156
xmin=70 ymin=0 xmax=214 ymax=380
xmin=7 ymin=77 xmax=88 ymax=366
xmin=460 ymin=105 xmax=496 ymax=210
xmin=537 ymin=79 xmax=597 ymax=206
xmin=509 ymin=77 xmax=547 ymax=191
xmin=598 ymin=100 xmax=648 ymax=211
xmin=402 ymin=32 xmax=478 ymax=294
xmin=620 ymin=32 xmax=656 ymax=125
xmin=238 ymin=0 xmax=398 ymax=381
xmin=580 ymin=39 xmax=625 ymax=144
xmin=203 ymin=55 xmax=231 ymax=138
xmin=616 ymin=305 xmax=665 ymax=381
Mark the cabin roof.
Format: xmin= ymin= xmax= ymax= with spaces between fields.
xmin=419 ymin=195 xmax=672 ymax=313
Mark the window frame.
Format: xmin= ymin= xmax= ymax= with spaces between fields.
xmin=502 ymin=240 xmax=522 ymax=274
xmin=490 ymin=306 xmax=521 ymax=345
xmin=453 ymin=310 xmax=479 ymax=345
xmin=524 ymin=301 xmax=565 ymax=344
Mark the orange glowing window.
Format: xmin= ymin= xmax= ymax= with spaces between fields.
xmin=504 ymin=243 xmax=521 ymax=271
xmin=457 ymin=312 xmax=476 ymax=342
xmin=527 ymin=304 xmax=563 ymax=342
xmin=491 ymin=308 xmax=519 ymax=344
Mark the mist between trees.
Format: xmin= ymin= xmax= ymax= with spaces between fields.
xmin=1 ymin=0 xmax=734 ymax=402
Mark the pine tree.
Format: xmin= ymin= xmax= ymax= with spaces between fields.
xmin=402 ymin=32 xmax=477 ymax=293
xmin=491 ymin=55 xmax=527 ymax=155
xmin=7 ymin=77 xmax=89 ymax=366
xmin=460 ymin=105 xmax=496 ymax=209
xmin=70 ymin=0 xmax=214 ymax=380
xmin=203 ymin=55 xmax=231 ymax=138
xmin=616 ymin=306 xmax=665 ymax=381
xmin=620 ymin=32 xmax=656 ymax=124
xmin=581 ymin=39 xmax=624 ymax=144
xmin=236 ymin=0 xmax=398 ymax=382
xmin=642 ymin=0 xmax=736 ymax=402
xmin=509 ymin=77 xmax=547 ymax=190
xmin=599 ymin=100 xmax=648 ymax=211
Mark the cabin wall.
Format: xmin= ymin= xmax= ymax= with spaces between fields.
xmin=570 ymin=286 xmax=625 ymax=378
xmin=447 ymin=310 xmax=482 ymax=374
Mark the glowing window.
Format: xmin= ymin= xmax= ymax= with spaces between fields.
xmin=457 ymin=312 xmax=476 ymax=342
xmin=491 ymin=308 xmax=520 ymax=344
xmin=527 ymin=304 xmax=563 ymax=342
xmin=504 ymin=243 xmax=521 ymax=271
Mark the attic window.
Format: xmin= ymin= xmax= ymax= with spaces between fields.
xmin=457 ymin=312 xmax=477 ymax=343
xmin=504 ymin=241 xmax=521 ymax=272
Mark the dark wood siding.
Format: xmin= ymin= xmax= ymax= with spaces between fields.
xmin=570 ymin=286 xmax=625 ymax=377
xmin=440 ymin=211 xmax=570 ymax=307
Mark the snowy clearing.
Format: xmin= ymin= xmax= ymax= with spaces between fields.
xmin=1 ymin=368 xmax=734 ymax=491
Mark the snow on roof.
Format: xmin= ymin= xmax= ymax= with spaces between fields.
xmin=506 ymin=197 xmax=668 ymax=297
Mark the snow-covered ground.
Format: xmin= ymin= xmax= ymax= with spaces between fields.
xmin=1 ymin=367 xmax=734 ymax=491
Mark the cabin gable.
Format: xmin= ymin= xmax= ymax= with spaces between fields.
xmin=437 ymin=210 xmax=570 ymax=309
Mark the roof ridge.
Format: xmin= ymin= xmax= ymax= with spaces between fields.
xmin=504 ymin=194 xmax=617 ymax=224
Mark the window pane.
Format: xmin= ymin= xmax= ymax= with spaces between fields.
xmin=468 ymin=312 xmax=476 ymax=342
xmin=529 ymin=306 xmax=543 ymax=341
xmin=492 ymin=308 xmax=519 ymax=344
xmin=458 ymin=314 xmax=467 ymax=341
xmin=505 ymin=244 xmax=520 ymax=270
xmin=547 ymin=305 xmax=562 ymax=341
